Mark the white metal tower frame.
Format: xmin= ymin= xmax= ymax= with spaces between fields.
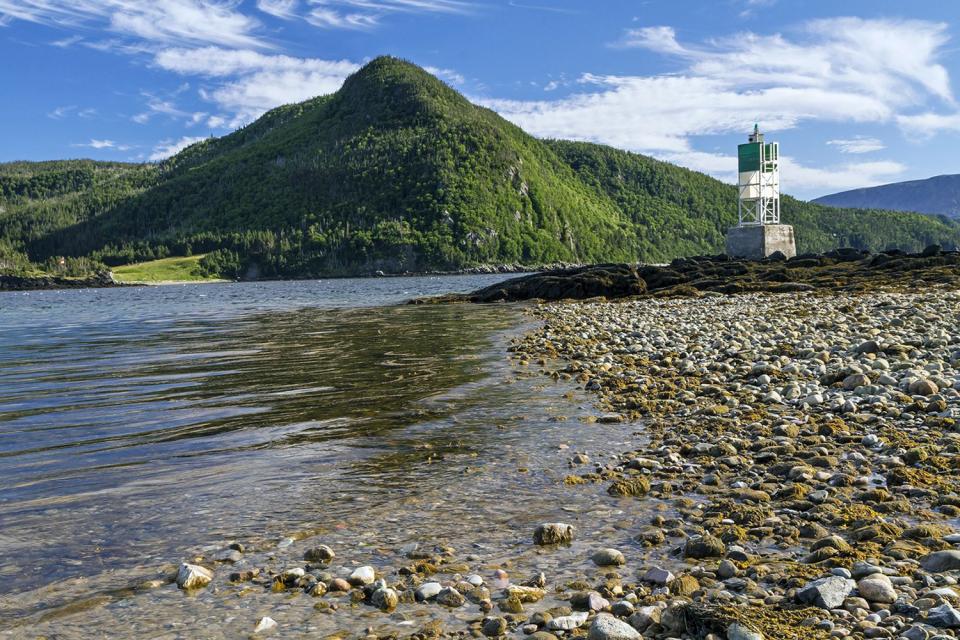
xmin=737 ymin=140 xmax=780 ymax=226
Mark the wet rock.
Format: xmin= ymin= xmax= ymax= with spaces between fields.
xmin=254 ymin=617 xmax=277 ymax=634
xmin=507 ymin=585 xmax=546 ymax=603
xmin=371 ymin=586 xmax=399 ymax=612
xmin=416 ymin=582 xmax=443 ymax=601
xmin=588 ymin=613 xmax=641 ymax=640
xmin=483 ymin=617 xmax=508 ymax=637
xmin=176 ymin=563 xmax=213 ymax=590
xmin=591 ymin=548 xmax=626 ymax=567
xmin=797 ymin=575 xmax=855 ymax=609
xmin=684 ymin=534 xmax=726 ymax=559
xmin=329 ymin=577 xmax=351 ymax=592
xmin=437 ymin=586 xmax=466 ymax=607
xmin=304 ymin=545 xmax=335 ymax=562
xmin=607 ymin=477 xmax=650 ymax=497
xmin=534 ymin=523 xmax=574 ymax=545
xmin=349 ymin=566 xmax=376 ymax=586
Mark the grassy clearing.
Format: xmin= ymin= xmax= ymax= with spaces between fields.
xmin=111 ymin=254 xmax=222 ymax=283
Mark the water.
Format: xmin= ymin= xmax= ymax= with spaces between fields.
xmin=0 ymin=277 xmax=656 ymax=638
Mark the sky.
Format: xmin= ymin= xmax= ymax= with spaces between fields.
xmin=1 ymin=1 xmax=960 ymax=200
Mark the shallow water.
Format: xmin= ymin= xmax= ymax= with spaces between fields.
xmin=0 ymin=277 xmax=661 ymax=638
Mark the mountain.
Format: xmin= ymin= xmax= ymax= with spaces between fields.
xmin=2 ymin=56 xmax=959 ymax=279
xmin=814 ymin=174 xmax=960 ymax=219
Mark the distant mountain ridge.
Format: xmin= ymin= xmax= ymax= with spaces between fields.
xmin=814 ymin=174 xmax=960 ymax=219
xmin=2 ymin=56 xmax=959 ymax=279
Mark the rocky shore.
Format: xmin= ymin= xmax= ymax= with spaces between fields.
xmin=421 ymin=246 xmax=960 ymax=304
xmin=0 ymin=270 xmax=124 ymax=291
xmin=19 ymin=250 xmax=960 ymax=640
xmin=505 ymin=285 xmax=960 ymax=639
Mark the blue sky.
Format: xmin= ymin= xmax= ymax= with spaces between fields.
xmin=1 ymin=0 xmax=959 ymax=200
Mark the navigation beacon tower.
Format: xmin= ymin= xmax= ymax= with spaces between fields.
xmin=725 ymin=124 xmax=796 ymax=259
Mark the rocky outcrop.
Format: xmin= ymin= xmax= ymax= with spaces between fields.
xmin=420 ymin=246 xmax=960 ymax=303
xmin=0 ymin=271 xmax=125 ymax=291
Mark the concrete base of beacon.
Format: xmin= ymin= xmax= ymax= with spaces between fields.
xmin=725 ymin=224 xmax=797 ymax=260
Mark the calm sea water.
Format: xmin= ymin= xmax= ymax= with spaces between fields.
xmin=0 ymin=276 xmax=652 ymax=638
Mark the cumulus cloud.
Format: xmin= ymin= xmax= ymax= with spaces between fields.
xmin=154 ymin=47 xmax=360 ymax=125
xmin=149 ymin=135 xmax=206 ymax=161
xmin=488 ymin=17 xmax=954 ymax=195
xmin=826 ymin=137 xmax=885 ymax=154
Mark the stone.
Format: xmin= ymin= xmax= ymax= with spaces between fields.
xmin=717 ymin=559 xmax=739 ymax=580
xmin=588 ymin=613 xmax=641 ymax=640
xmin=571 ymin=591 xmax=610 ymax=611
xmin=797 ymin=575 xmax=855 ymax=609
xmin=329 ymin=578 xmax=351 ymax=592
xmin=857 ymin=574 xmax=896 ymax=603
xmin=304 ymin=545 xmax=335 ymax=562
xmin=533 ymin=523 xmax=574 ymax=545
xmin=727 ymin=622 xmax=764 ymax=640
xmin=371 ymin=586 xmax=399 ymax=612
xmin=254 ymin=617 xmax=277 ymax=634
xmin=548 ymin=612 xmax=589 ymax=631
xmin=176 ymin=563 xmax=213 ymax=590
xmin=483 ymin=617 xmax=508 ymax=637
xmin=922 ymin=551 xmax=960 ymax=573
xmin=627 ymin=606 xmax=662 ymax=631
xmin=928 ymin=603 xmax=960 ymax=628
xmin=349 ymin=566 xmax=376 ymax=586
xmin=911 ymin=379 xmax=940 ymax=396
xmin=506 ymin=585 xmax=546 ymax=603
xmin=416 ymin=582 xmax=443 ymax=601
xmin=592 ymin=548 xmax=626 ymax=567
xmin=437 ymin=586 xmax=466 ymax=607
xmin=844 ymin=374 xmax=871 ymax=390
xmin=684 ymin=534 xmax=726 ymax=559
xmin=642 ymin=567 xmax=674 ymax=585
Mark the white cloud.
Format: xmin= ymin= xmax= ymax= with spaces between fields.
xmin=487 ymin=17 xmax=954 ymax=195
xmin=154 ymin=47 xmax=359 ymax=124
xmin=257 ymin=0 xmax=298 ymax=19
xmin=299 ymin=0 xmax=471 ymax=29
xmin=0 ymin=0 xmax=269 ymax=49
xmin=425 ymin=66 xmax=464 ymax=85
xmin=72 ymin=139 xmax=133 ymax=150
xmin=131 ymin=93 xmax=195 ymax=124
xmin=896 ymin=111 xmax=960 ymax=137
xmin=826 ymin=137 xmax=885 ymax=154
xmin=659 ymin=150 xmax=905 ymax=194
xmin=47 ymin=105 xmax=76 ymax=119
xmin=149 ymin=135 xmax=206 ymax=161
xmin=616 ymin=26 xmax=687 ymax=55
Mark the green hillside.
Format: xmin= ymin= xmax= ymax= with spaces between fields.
xmin=2 ymin=56 xmax=958 ymax=279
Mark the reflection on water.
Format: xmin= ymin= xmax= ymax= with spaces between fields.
xmin=0 ymin=278 xmax=523 ymax=597
xmin=0 ymin=278 xmax=657 ymax=638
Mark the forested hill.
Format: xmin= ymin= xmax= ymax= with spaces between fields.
xmin=2 ymin=56 xmax=959 ymax=279
xmin=814 ymin=174 xmax=960 ymax=219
